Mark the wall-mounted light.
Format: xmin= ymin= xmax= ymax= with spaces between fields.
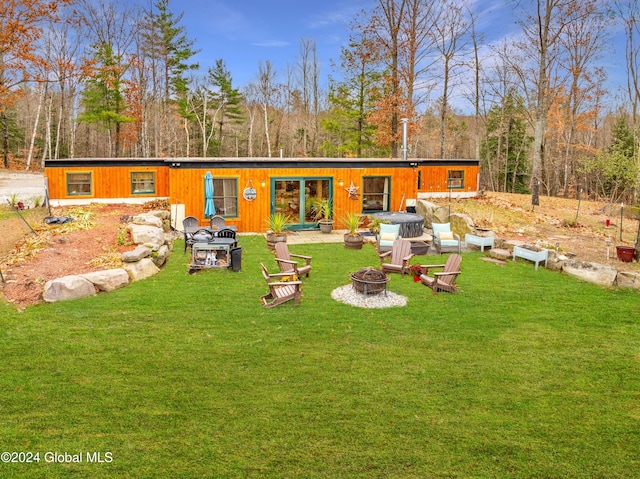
xmin=261 ymin=179 xmax=266 ymax=188
xmin=338 ymin=179 xmax=344 ymax=187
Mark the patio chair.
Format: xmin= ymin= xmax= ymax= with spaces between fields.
xmin=216 ymin=228 xmax=237 ymax=248
xmin=209 ymin=214 xmax=226 ymax=230
xmin=431 ymin=222 xmax=461 ymax=254
xmin=377 ymin=223 xmax=400 ymax=253
xmin=419 ymin=253 xmax=462 ymax=293
xmin=260 ymin=263 xmax=302 ymax=308
xmin=274 ymin=241 xmax=312 ymax=278
xmin=182 ymin=215 xmax=199 ymax=253
xmin=378 ymin=238 xmax=413 ymax=277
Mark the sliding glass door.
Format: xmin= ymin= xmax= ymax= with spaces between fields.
xmin=272 ymin=177 xmax=332 ymax=229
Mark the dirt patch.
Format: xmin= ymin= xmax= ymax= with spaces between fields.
xmin=1 ymin=203 xmax=145 ymax=309
xmin=439 ymin=192 xmax=640 ymax=272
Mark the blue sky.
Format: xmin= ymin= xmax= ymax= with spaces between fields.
xmin=172 ymin=0 xmax=628 ymax=107
xmin=175 ymin=0 xmax=370 ymax=87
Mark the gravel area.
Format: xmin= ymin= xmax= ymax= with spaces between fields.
xmin=0 ymin=171 xmax=46 ymax=205
xmin=331 ymin=284 xmax=407 ymax=308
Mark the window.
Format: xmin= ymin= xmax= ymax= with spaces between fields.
xmin=212 ymin=178 xmax=238 ymax=217
xmin=447 ymin=170 xmax=464 ymax=189
xmin=66 ymin=172 xmax=92 ymax=196
xmin=131 ymin=171 xmax=156 ymax=194
xmin=362 ymin=176 xmax=390 ymax=212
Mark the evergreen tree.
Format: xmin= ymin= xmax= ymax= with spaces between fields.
xmin=140 ymin=0 xmax=199 ymax=155
xmin=480 ymin=92 xmax=533 ymax=193
xmin=320 ymin=44 xmax=385 ymax=158
xmin=208 ymin=59 xmax=244 ymax=156
xmin=78 ymin=42 xmax=135 ymax=157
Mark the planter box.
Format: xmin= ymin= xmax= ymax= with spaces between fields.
xmin=513 ymin=245 xmax=548 ymax=270
xmin=465 ymin=233 xmax=494 ymax=252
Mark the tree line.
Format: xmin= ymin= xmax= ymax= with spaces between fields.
xmin=1 ymin=0 xmax=640 ymax=206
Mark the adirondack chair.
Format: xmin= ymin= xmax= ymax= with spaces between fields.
xmin=377 ymin=223 xmax=400 ymax=253
xmin=182 ymin=216 xmax=200 ymax=253
xmin=274 ymin=242 xmax=312 ymax=278
xmin=378 ymin=238 xmax=413 ymax=277
xmin=419 ymin=253 xmax=462 ymax=293
xmin=260 ymin=263 xmax=302 ymax=308
xmin=432 ymin=222 xmax=461 ymax=254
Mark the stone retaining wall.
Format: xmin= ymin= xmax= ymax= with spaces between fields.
xmin=43 ymin=209 xmax=175 ymax=303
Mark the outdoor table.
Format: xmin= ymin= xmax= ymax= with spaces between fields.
xmin=371 ymin=212 xmax=425 ymax=238
xmin=189 ymin=237 xmax=238 ymax=272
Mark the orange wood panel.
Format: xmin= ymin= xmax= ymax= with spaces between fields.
xmin=44 ymin=166 xmax=170 ymax=199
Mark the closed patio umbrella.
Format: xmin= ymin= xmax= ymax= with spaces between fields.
xmin=204 ymin=171 xmax=215 ymax=218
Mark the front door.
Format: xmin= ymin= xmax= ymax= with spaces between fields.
xmin=272 ymin=178 xmax=332 ymax=230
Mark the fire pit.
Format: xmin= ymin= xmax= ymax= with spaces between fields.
xmin=350 ymin=267 xmax=390 ymax=297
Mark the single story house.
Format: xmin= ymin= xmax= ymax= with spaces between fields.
xmin=44 ymin=157 xmax=479 ymax=232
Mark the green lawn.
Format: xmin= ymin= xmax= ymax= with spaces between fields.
xmin=1 ymin=236 xmax=639 ymax=478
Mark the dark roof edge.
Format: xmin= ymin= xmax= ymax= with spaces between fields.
xmin=45 ymin=157 xmax=479 ymax=168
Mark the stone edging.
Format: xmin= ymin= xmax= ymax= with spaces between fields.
xmin=43 ymin=210 xmax=175 ymax=303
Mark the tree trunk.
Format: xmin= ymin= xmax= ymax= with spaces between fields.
xmin=26 ymin=85 xmax=45 ymax=171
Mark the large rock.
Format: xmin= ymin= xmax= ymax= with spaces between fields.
xmin=147 ymin=209 xmax=170 ymax=220
xmin=616 ymin=271 xmax=640 ymax=289
xmin=43 ymin=275 xmax=97 ymax=302
xmin=131 ymin=214 xmax=163 ymax=228
xmin=122 ymin=245 xmax=152 ymax=262
xmin=127 ymin=223 xmax=164 ymax=247
xmin=80 ymin=269 xmax=130 ymax=292
xmin=562 ymin=259 xmax=618 ymax=287
xmin=152 ymin=244 xmax=170 ymax=267
xmin=123 ymin=257 xmax=160 ymax=281
xmin=449 ymin=213 xmax=475 ymax=237
xmin=415 ymin=200 xmax=438 ymax=227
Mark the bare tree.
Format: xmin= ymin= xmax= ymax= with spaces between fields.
xmin=432 ymin=0 xmax=471 ymax=159
xmin=512 ymin=0 xmax=576 ymax=207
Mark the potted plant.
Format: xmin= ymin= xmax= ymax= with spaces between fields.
xmin=368 ymin=217 xmax=388 ymax=237
xmin=314 ymin=199 xmax=334 ymax=234
xmin=409 ymin=264 xmax=423 ymax=283
xmin=265 ymin=212 xmax=291 ymax=250
xmin=342 ymin=212 xmax=364 ymax=249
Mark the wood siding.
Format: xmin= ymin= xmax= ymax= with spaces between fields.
xmin=417 ymin=165 xmax=478 ymax=194
xmin=45 ymin=161 xmax=478 ymax=233
xmin=45 ymin=165 xmax=169 ymax=199
xmin=169 ymin=166 xmax=421 ymax=232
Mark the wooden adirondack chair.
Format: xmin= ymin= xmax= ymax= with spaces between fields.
xmin=379 ymin=238 xmax=413 ymax=277
xmin=274 ymin=241 xmax=312 ymax=278
xmin=419 ymin=253 xmax=462 ymax=293
xmin=260 ymin=263 xmax=302 ymax=308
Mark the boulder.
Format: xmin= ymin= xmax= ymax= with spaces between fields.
xmin=487 ymin=248 xmax=511 ymax=262
xmin=562 ymin=259 xmax=617 ymax=287
xmin=152 ymin=244 xmax=170 ymax=267
xmin=147 ymin=209 xmax=171 ymax=220
xmin=131 ymin=214 xmax=163 ymax=228
xmin=415 ymin=200 xmax=438 ymax=227
xmin=43 ymin=275 xmax=97 ymax=302
xmin=80 ymin=269 xmax=130 ymax=292
xmin=616 ymin=271 xmax=640 ymax=289
xmin=127 ymin=223 xmax=164 ymax=247
xmin=432 ymin=206 xmax=452 ymax=224
xmin=449 ymin=213 xmax=475 ymax=237
xmin=123 ymin=257 xmax=160 ymax=281
xmin=122 ymin=245 xmax=152 ymax=262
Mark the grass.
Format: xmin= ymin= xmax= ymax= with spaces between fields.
xmin=1 ymin=235 xmax=639 ymax=478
